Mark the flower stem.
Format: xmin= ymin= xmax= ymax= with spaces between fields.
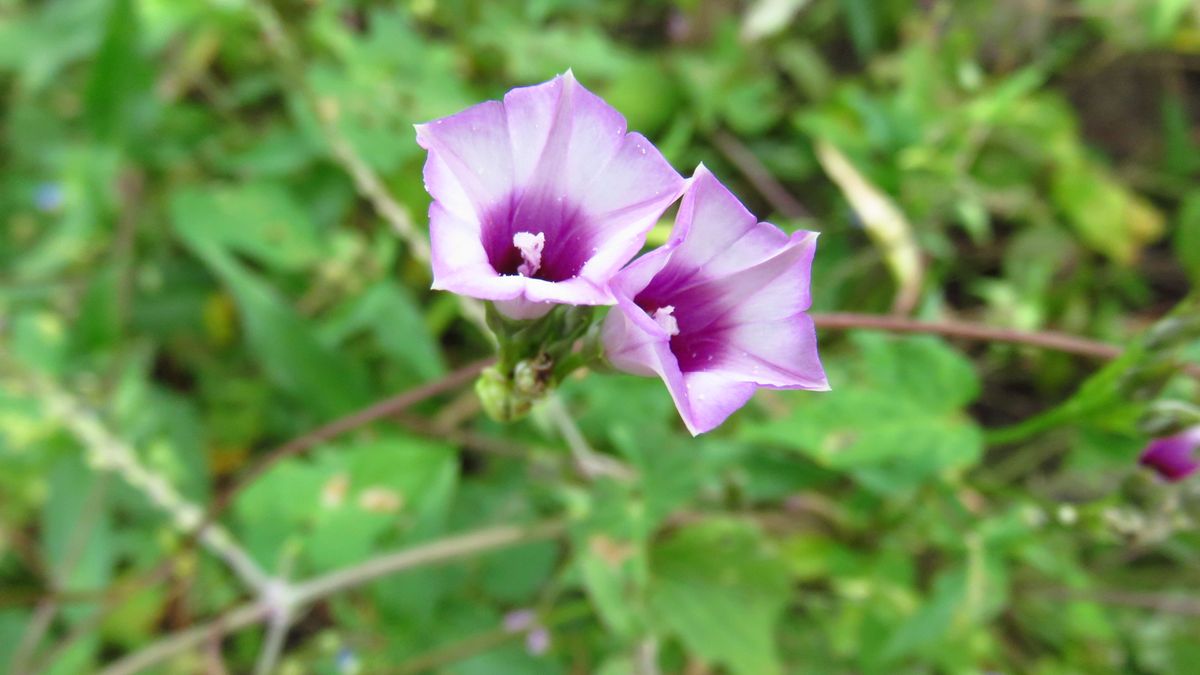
xmin=26 ymin=371 xmax=272 ymax=593
xmin=206 ymin=357 xmax=494 ymax=522
xmin=98 ymin=520 xmax=567 ymax=675
xmin=810 ymin=311 xmax=1200 ymax=378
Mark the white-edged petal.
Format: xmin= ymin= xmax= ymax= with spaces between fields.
xmin=706 ymin=314 xmax=830 ymax=390
xmin=678 ymin=372 xmax=757 ymax=435
xmin=415 ymin=100 xmax=513 ymax=216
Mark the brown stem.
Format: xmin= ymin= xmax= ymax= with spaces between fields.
xmin=0 ymin=524 xmax=52 ymax=585
xmin=1037 ymin=587 xmax=1200 ymax=616
xmin=206 ymin=357 xmax=494 ymax=521
xmin=291 ymin=519 xmax=565 ymax=603
xmin=99 ymin=602 xmax=272 ymax=675
xmin=393 ymin=413 xmax=527 ymax=459
xmin=809 ymin=312 xmax=1200 ymax=378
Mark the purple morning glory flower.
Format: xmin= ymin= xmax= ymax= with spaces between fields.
xmin=415 ymin=72 xmax=685 ymax=319
xmin=1139 ymin=427 xmax=1200 ymax=482
xmin=601 ymin=166 xmax=829 ymax=435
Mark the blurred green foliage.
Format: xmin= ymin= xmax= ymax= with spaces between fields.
xmin=2 ymin=0 xmax=1199 ymax=673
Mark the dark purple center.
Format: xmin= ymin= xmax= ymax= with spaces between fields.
xmin=481 ymin=193 xmax=593 ymax=282
xmin=634 ymin=280 xmax=725 ymax=373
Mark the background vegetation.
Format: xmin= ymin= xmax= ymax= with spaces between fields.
xmin=2 ymin=0 xmax=1199 ymax=673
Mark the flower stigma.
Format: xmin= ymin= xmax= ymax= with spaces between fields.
xmin=513 ymin=231 xmax=545 ymax=277
xmin=653 ymin=305 xmax=680 ymax=337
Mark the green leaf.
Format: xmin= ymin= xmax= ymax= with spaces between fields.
xmin=881 ymin=535 xmax=1005 ymax=666
xmin=99 ymin=585 xmax=166 ymax=648
xmin=300 ymin=9 xmax=472 ymax=174
xmin=10 ymin=311 xmax=70 ymax=375
xmin=85 ymin=0 xmax=142 ymax=142
xmin=220 ymin=126 xmax=320 ymax=176
xmin=70 ymin=267 xmax=121 ymax=355
xmin=1162 ymin=95 xmax=1200 ymax=177
xmin=236 ymin=434 xmax=458 ymax=575
xmin=648 ymin=519 xmax=791 ymax=675
xmin=775 ymin=42 xmax=833 ymax=100
xmin=722 ymin=76 xmax=784 ymax=135
xmin=170 ymin=183 xmax=325 ymax=272
xmin=112 ymin=383 xmax=211 ymax=503
xmin=42 ymin=454 xmax=114 ymax=629
xmin=321 ymin=281 xmax=446 ymax=383
xmin=478 ymin=540 xmax=559 ymax=604
xmin=1051 ymin=156 xmax=1164 ymax=264
xmin=609 ymin=426 xmax=708 ymax=526
xmin=567 ymin=374 xmax=675 ymax=445
xmin=0 ymin=611 xmax=31 ymax=669
xmin=15 ymin=147 xmax=122 ymax=280
xmin=1148 ymin=0 xmax=1193 ymax=42
xmin=0 ymin=1 xmax=107 ymax=87
xmin=573 ymin=479 xmax=651 ymax=639
xmin=857 ymin=332 xmax=979 ymax=410
xmin=601 ymin=61 xmax=681 ymax=134
xmin=208 ymin=252 xmax=367 ymax=416
xmin=43 ymin=637 xmax=103 ymax=675
xmin=233 ymin=456 xmax=327 ymax=567
xmin=1175 ymin=192 xmax=1200 ymax=282
xmin=837 ymin=0 xmax=878 ymax=59
xmin=741 ymin=334 xmax=983 ymax=494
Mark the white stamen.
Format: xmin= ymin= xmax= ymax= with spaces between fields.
xmin=513 ymin=231 xmax=545 ymax=277
xmin=653 ymin=306 xmax=679 ymax=337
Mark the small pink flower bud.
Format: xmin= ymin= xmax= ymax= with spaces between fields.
xmin=1140 ymin=427 xmax=1200 ymax=482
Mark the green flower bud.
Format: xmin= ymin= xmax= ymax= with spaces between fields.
xmin=476 ymin=367 xmax=522 ymax=422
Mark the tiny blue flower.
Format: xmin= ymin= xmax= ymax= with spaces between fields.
xmin=34 ymin=183 xmax=64 ymax=213
xmin=335 ymin=647 xmax=360 ymax=674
